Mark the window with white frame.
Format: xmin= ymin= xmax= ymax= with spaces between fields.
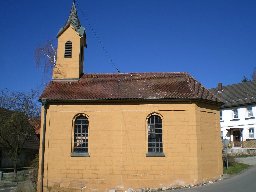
xmin=232 ymin=109 xmax=239 ymax=119
xmin=220 ymin=110 xmax=223 ymax=121
xmin=247 ymin=106 xmax=254 ymax=117
xmin=147 ymin=114 xmax=163 ymax=154
xmin=73 ymin=115 xmax=89 ymax=153
xmin=249 ymin=128 xmax=254 ymax=139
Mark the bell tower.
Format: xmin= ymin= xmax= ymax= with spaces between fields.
xmin=53 ymin=1 xmax=87 ymax=79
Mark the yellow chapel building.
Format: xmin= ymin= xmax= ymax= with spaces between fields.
xmin=38 ymin=2 xmax=223 ymax=192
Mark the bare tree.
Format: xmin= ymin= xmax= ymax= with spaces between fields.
xmin=242 ymin=76 xmax=249 ymax=82
xmin=252 ymin=68 xmax=256 ymax=81
xmin=0 ymin=89 xmax=40 ymax=176
xmin=0 ymin=89 xmax=40 ymax=118
xmin=241 ymin=68 xmax=256 ymax=82
xmin=35 ymin=40 xmax=57 ymax=78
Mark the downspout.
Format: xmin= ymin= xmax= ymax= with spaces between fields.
xmin=40 ymin=99 xmax=48 ymax=192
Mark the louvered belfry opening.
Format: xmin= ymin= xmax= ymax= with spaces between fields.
xmin=64 ymin=41 xmax=72 ymax=58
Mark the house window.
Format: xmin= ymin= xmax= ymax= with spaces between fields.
xmin=64 ymin=41 xmax=72 ymax=58
xmin=73 ymin=115 xmax=89 ymax=154
xmin=147 ymin=114 xmax=163 ymax=155
xmin=247 ymin=106 xmax=253 ymax=117
xmin=221 ymin=131 xmax=223 ymax=140
xmin=232 ymin=109 xmax=239 ymax=119
xmin=220 ymin=110 xmax=223 ymax=121
xmin=249 ymin=128 xmax=254 ymax=139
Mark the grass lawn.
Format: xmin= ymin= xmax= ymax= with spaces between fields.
xmin=223 ymin=163 xmax=250 ymax=175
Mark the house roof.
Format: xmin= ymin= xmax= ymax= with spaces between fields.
xmin=57 ymin=1 xmax=85 ymax=38
xmin=23 ymin=134 xmax=39 ymax=150
xmin=210 ymin=81 xmax=256 ymax=108
xmin=40 ymin=72 xmax=220 ymax=104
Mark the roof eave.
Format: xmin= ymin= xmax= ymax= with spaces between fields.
xmin=221 ymin=102 xmax=256 ymax=109
xmin=39 ymin=97 xmax=222 ymax=106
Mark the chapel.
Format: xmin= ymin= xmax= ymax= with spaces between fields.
xmin=38 ymin=2 xmax=223 ymax=191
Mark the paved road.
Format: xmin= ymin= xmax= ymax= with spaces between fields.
xmin=171 ymin=166 xmax=256 ymax=192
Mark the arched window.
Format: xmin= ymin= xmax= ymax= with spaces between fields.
xmin=147 ymin=114 xmax=163 ymax=153
xmin=73 ymin=115 xmax=89 ymax=153
xmin=64 ymin=41 xmax=72 ymax=58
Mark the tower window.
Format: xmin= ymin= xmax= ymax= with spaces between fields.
xmin=64 ymin=41 xmax=72 ymax=58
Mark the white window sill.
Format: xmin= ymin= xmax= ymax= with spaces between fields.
xmin=245 ymin=116 xmax=255 ymax=120
xmin=230 ymin=118 xmax=240 ymax=121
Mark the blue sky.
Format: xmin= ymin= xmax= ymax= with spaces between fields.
xmin=1 ymin=0 xmax=256 ymax=92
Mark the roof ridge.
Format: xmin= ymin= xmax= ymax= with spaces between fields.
xmin=221 ymin=80 xmax=256 ymax=88
xmin=82 ymin=72 xmax=189 ymax=75
xmin=186 ymin=75 xmax=219 ymax=101
xmin=80 ymin=72 xmax=190 ymax=81
xmin=185 ymin=75 xmax=202 ymax=98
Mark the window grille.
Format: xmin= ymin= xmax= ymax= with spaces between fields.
xmin=148 ymin=115 xmax=163 ymax=153
xmin=73 ymin=115 xmax=88 ymax=153
xmin=64 ymin=41 xmax=72 ymax=58
xmin=249 ymin=128 xmax=254 ymax=139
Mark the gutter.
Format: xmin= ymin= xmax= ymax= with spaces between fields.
xmin=40 ymin=99 xmax=47 ymax=192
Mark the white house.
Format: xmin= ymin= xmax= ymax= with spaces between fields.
xmin=211 ymin=81 xmax=256 ymax=148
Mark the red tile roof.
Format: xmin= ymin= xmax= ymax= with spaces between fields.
xmin=40 ymin=72 xmax=220 ymax=104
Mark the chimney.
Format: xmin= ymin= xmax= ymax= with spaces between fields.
xmin=218 ymin=83 xmax=223 ymax=91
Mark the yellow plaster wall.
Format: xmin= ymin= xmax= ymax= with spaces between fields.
xmin=53 ymin=26 xmax=84 ymax=79
xmin=195 ymin=103 xmax=223 ymax=181
xmin=38 ymin=102 xmax=222 ymax=191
